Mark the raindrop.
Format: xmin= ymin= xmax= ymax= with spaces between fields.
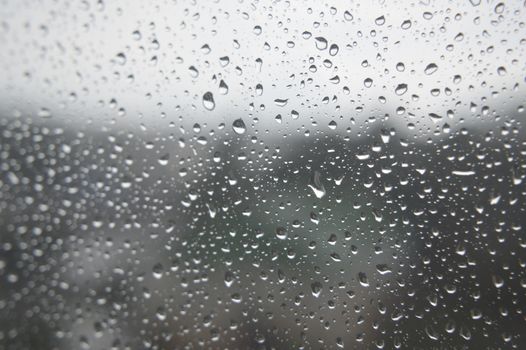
xmin=358 ymin=272 xmax=369 ymax=287
xmin=314 ymin=37 xmax=328 ymax=50
xmin=188 ymin=66 xmax=199 ymax=78
xmin=219 ymin=80 xmax=229 ymax=94
xmin=255 ymin=84 xmax=263 ymax=96
xmin=275 ymin=227 xmax=287 ymax=240
xmin=231 ymin=293 xmax=242 ymax=303
xmin=424 ymin=63 xmax=438 ymax=75
xmin=311 ymin=281 xmax=323 ymax=298
xmin=152 ymin=263 xmax=164 ymax=279
xmin=395 ymin=83 xmax=408 ymax=95
xmin=329 ymin=44 xmax=339 ymax=56
xmin=274 ymin=98 xmax=288 ymax=107
xmin=158 ymin=153 xmax=169 ymax=166
xmin=425 ymin=325 xmax=439 ymax=341
xmin=308 ymin=171 xmax=326 ymax=199
xmin=219 ymin=56 xmax=230 ymax=67
xmin=224 ymin=271 xmax=234 ymax=287
xmin=376 ymin=264 xmax=392 ymax=275
xmin=375 ymin=16 xmax=386 ymax=26
xmin=494 ymin=3 xmax=505 ymax=14
xmin=232 ymin=118 xmax=246 ymax=135
xmin=202 ymin=92 xmax=215 ymax=110
xmin=401 ymin=20 xmax=412 ymax=29
xmin=344 ymin=11 xmax=354 ymax=21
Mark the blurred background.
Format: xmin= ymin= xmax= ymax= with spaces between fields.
xmin=0 ymin=0 xmax=525 ymax=349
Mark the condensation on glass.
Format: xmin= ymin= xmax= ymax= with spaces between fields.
xmin=0 ymin=1 xmax=525 ymax=349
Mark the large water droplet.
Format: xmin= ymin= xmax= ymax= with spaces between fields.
xmin=232 ymin=118 xmax=246 ymax=134
xmin=308 ymin=171 xmax=326 ymax=198
xmin=202 ymin=92 xmax=215 ymax=110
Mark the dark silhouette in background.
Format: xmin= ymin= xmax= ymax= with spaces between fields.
xmin=0 ymin=110 xmax=525 ymax=349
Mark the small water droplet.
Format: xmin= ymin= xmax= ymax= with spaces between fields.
xmin=358 ymin=272 xmax=369 ymax=287
xmin=401 ymin=20 xmax=412 ymax=29
xmin=494 ymin=2 xmax=505 ymax=14
xmin=424 ymin=63 xmax=438 ymax=75
xmin=395 ymin=83 xmax=408 ymax=95
xmin=224 ymin=271 xmax=234 ymax=287
xmin=219 ymin=80 xmax=229 ymax=94
xmin=275 ymin=227 xmax=287 ymax=240
xmin=158 ymin=153 xmax=169 ymax=166
xmin=344 ymin=11 xmax=354 ymax=21
xmin=314 ymin=37 xmax=328 ymax=50
xmin=375 ymin=16 xmax=386 ymax=26
xmin=274 ymin=98 xmax=288 ymax=107
xmin=311 ymin=281 xmax=323 ymax=297
xmin=255 ymin=84 xmax=263 ymax=96
xmin=152 ymin=263 xmax=164 ymax=279
xmin=329 ymin=44 xmax=339 ymax=56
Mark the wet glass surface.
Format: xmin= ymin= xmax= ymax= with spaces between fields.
xmin=1 ymin=1 xmax=526 ymax=349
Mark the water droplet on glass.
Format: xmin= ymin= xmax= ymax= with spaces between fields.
xmin=358 ymin=272 xmax=369 ymax=287
xmin=152 ymin=263 xmax=164 ymax=279
xmin=344 ymin=11 xmax=354 ymax=21
xmin=275 ymin=227 xmax=287 ymax=240
xmin=395 ymin=83 xmax=408 ymax=95
xmin=401 ymin=20 xmax=412 ymax=29
xmin=158 ymin=153 xmax=169 ymax=166
xmin=202 ymin=92 xmax=215 ymax=110
xmin=329 ymin=44 xmax=339 ymax=56
xmin=376 ymin=264 xmax=392 ymax=275
xmin=255 ymin=84 xmax=263 ymax=96
xmin=274 ymin=98 xmax=288 ymax=107
xmin=375 ymin=16 xmax=386 ymax=26
xmin=424 ymin=63 xmax=438 ymax=75
xmin=219 ymin=79 xmax=229 ymax=94
xmin=314 ymin=37 xmax=328 ymax=50
xmin=232 ymin=118 xmax=246 ymax=135
xmin=224 ymin=271 xmax=234 ymax=287
xmin=308 ymin=171 xmax=326 ymax=199
xmin=311 ymin=281 xmax=323 ymax=298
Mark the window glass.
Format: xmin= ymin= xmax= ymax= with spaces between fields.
xmin=1 ymin=1 xmax=525 ymax=349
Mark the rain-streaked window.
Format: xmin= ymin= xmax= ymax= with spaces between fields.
xmin=1 ymin=1 xmax=525 ymax=349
